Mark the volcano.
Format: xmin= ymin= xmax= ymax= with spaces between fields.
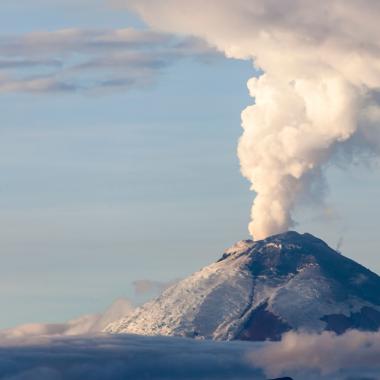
xmin=105 ymin=231 xmax=380 ymax=341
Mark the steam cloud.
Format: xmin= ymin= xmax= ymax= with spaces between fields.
xmin=123 ymin=0 xmax=380 ymax=239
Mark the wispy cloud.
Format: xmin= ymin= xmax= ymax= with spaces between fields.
xmin=0 ymin=28 xmax=219 ymax=94
xmin=132 ymin=278 xmax=180 ymax=298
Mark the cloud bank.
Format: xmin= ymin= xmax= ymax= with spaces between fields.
xmin=253 ymin=330 xmax=380 ymax=380
xmin=123 ymin=0 xmax=380 ymax=240
xmin=0 ymin=28 xmax=218 ymax=93
xmin=0 ymin=334 xmax=262 ymax=380
xmin=1 ymin=329 xmax=380 ymax=379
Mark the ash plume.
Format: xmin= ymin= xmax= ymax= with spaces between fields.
xmin=123 ymin=0 xmax=380 ymax=239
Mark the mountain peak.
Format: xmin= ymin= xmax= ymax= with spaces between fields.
xmin=257 ymin=230 xmax=329 ymax=251
xmin=106 ymin=232 xmax=380 ymax=341
xmin=220 ymin=231 xmax=329 ymax=262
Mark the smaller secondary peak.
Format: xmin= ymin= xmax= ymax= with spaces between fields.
xmin=225 ymin=239 xmax=255 ymax=254
xmin=218 ymin=239 xmax=255 ymax=262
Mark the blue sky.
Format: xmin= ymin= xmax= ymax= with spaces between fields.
xmin=1 ymin=1 xmax=380 ymax=328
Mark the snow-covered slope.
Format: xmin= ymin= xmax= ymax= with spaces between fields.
xmin=105 ymin=231 xmax=380 ymax=341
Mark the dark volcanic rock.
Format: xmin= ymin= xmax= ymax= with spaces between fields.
xmin=321 ymin=306 xmax=380 ymax=334
xmin=236 ymin=302 xmax=291 ymax=341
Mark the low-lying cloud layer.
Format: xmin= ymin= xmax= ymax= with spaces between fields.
xmin=0 ymin=28 xmax=218 ymax=93
xmin=253 ymin=330 xmax=380 ymax=380
xmin=1 ymin=330 xmax=380 ymax=380
xmin=0 ymin=298 xmax=134 ymax=345
xmin=0 ymin=334 xmax=262 ymax=380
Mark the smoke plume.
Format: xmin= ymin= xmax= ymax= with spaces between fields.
xmin=123 ymin=0 xmax=380 ymax=239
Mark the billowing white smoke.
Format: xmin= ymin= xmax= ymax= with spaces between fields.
xmin=240 ymin=74 xmax=360 ymax=238
xmin=123 ymin=0 xmax=380 ymax=239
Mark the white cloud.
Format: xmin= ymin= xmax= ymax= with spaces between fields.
xmin=252 ymin=330 xmax=380 ymax=379
xmin=132 ymin=278 xmax=180 ymax=298
xmin=121 ymin=0 xmax=380 ymax=240
xmin=0 ymin=298 xmax=134 ymax=345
